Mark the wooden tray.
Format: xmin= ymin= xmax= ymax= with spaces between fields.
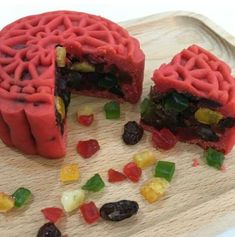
xmin=1 ymin=11 xmax=235 ymax=237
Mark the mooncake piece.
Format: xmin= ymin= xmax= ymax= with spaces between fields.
xmin=0 ymin=11 xmax=145 ymax=158
xmin=141 ymin=45 xmax=235 ymax=154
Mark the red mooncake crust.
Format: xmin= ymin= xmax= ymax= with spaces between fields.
xmin=151 ymin=45 xmax=235 ymax=154
xmin=0 ymin=11 xmax=145 ymax=158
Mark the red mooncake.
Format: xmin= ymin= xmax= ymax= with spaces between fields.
xmin=141 ymin=44 xmax=235 ymax=154
xmin=0 ymin=11 xmax=145 ymax=158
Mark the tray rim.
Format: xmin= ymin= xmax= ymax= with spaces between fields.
xmin=121 ymin=11 xmax=235 ymax=50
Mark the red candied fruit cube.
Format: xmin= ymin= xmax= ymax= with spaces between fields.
xmin=152 ymin=128 xmax=177 ymax=150
xmin=108 ymin=169 xmax=126 ymax=183
xmin=123 ymin=162 xmax=142 ymax=183
xmin=78 ymin=115 xmax=94 ymax=126
xmin=41 ymin=207 xmax=64 ymax=223
xmin=77 ymin=139 xmax=100 ymax=158
xmin=80 ymin=201 xmax=100 ymax=224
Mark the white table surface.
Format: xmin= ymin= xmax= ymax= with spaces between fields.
xmin=1 ymin=1 xmax=235 ymax=236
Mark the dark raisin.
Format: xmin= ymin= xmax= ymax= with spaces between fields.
xmin=37 ymin=222 xmax=61 ymax=237
xmin=219 ymin=117 xmax=235 ymax=129
xmin=98 ymin=73 xmax=118 ymax=89
xmin=118 ymin=71 xmax=132 ymax=83
xmin=100 ymin=200 xmax=139 ymax=221
xmin=95 ymin=63 xmax=105 ymax=73
xmin=67 ymin=71 xmax=82 ymax=89
xmin=198 ymin=98 xmax=221 ymax=108
xmin=61 ymin=91 xmax=71 ymax=109
xmin=109 ymin=85 xmax=124 ymax=97
xmin=182 ymin=92 xmax=198 ymax=101
xmin=149 ymin=87 xmax=164 ymax=104
xmin=195 ymin=125 xmax=219 ymax=141
xmin=122 ymin=121 xmax=144 ymax=145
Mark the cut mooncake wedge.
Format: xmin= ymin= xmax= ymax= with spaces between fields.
xmin=0 ymin=11 xmax=145 ymax=158
xmin=141 ymin=44 xmax=235 ymax=154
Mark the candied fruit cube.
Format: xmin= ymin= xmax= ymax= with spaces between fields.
xmin=140 ymin=177 xmax=169 ymax=203
xmin=55 ymin=96 xmax=65 ymax=120
xmin=104 ymin=101 xmax=120 ymax=119
xmin=71 ymin=61 xmax=95 ymax=72
xmin=154 ymin=161 xmax=175 ymax=182
xmin=152 ymin=128 xmax=177 ymax=150
xmin=61 ymin=189 xmax=85 ymax=212
xmin=0 ymin=192 xmax=15 ymax=212
xmin=12 ymin=187 xmax=31 ymax=208
xmin=80 ymin=201 xmax=100 ymax=224
xmin=108 ymin=169 xmax=126 ymax=183
xmin=133 ymin=151 xmax=156 ymax=169
xmin=123 ymin=162 xmax=142 ymax=183
xmin=204 ymin=147 xmax=224 ymax=169
xmin=56 ymin=46 xmax=66 ymax=67
xmin=60 ymin=164 xmax=80 ymax=183
xmin=77 ymin=139 xmax=100 ymax=159
xmin=41 ymin=207 xmax=64 ymax=223
xmin=78 ymin=115 xmax=94 ymax=126
xmin=82 ymin=174 xmax=105 ymax=192
xmin=77 ymin=105 xmax=93 ymax=116
xmin=195 ymin=108 xmax=223 ymax=125
xmin=164 ymin=92 xmax=189 ymax=113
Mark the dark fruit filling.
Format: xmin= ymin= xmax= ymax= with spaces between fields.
xmin=54 ymin=46 xmax=130 ymax=134
xmin=141 ymin=88 xmax=235 ymax=142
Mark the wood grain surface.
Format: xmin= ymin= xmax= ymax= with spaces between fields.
xmin=1 ymin=11 xmax=235 ymax=237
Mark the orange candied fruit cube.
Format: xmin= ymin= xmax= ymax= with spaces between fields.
xmin=60 ymin=164 xmax=80 ymax=183
xmin=0 ymin=192 xmax=15 ymax=213
xmin=133 ymin=151 xmax=156 ymax=169
xmin=140 ymin=177 xmax=169 ymax=203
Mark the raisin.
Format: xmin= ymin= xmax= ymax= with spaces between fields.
xmin=195 ymin=125 xmax=219 ymax=141
xmin=98 ymin=74 xmax=118 ymax=89
xmin=122 ymin=121 xmax=144 ymax=145
xmin=219 ymin=117 xmax=235 ymax=129
xmin=37 ymin=222 xmax=61 ymax=237
xmin=198 ymin=98 xmax=221 ymax=108
xmin=67 ymin=71 xmax=82 ymax=90
xmin=100 ymin=200 xmax=139 ymax=221
xmin=109 ymin=85 xmax=124 ymax=97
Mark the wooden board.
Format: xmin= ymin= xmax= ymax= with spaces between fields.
xmin=1 ymin=11 xmax=235 ymax=237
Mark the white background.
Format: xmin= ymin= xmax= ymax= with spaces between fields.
xmin=1 ymin=0 xmax=235 ymax=37
xmin=1 ymin=1 xmax=235 ymax=236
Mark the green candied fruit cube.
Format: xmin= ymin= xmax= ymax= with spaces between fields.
xmin=205 ymin=148 xmax=224 ymax=169
xmin=154 ymin=161 xmax=175 ymax=182
xmin=164 ymin=92 xmax=188 ymax=113
xmin=82 ymin=174 xmax=105 ymax=192
xmin=12 ymin=187 xmax=32 ymax=208
xmin=98 ymin=74 xmax=118 ymax=89
xmin=71 ymin=61 xmax=95 ymax=72
xmin=104 ymin=101 xmax=120 ymax=119
xmin=140 ymin=98 xmax=151 ymax=115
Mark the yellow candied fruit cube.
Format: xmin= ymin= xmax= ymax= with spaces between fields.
xmin=61 ymin=189 xmax=85 ymax=212
xmin=194 ymin=108 xmax=223 ymax=125
xmin=0 ymin=192 xmax=15 ymax=213
xmin=60 ymin=164 xmax=80 ymax=183
xmin=77 ymin=105 xmax=93 ymax=117
xmin=56 ymin=46 xmax=66 ymax=67
xmin=55 ymin=96 xmax=65 ymax=120
xmin=133 ymin=151 xmax=157 ymax=169
xmin=71 ymin=61 xmax=95 ymax=73
xmin=140 ymin=177 xmax=169 ymax=204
